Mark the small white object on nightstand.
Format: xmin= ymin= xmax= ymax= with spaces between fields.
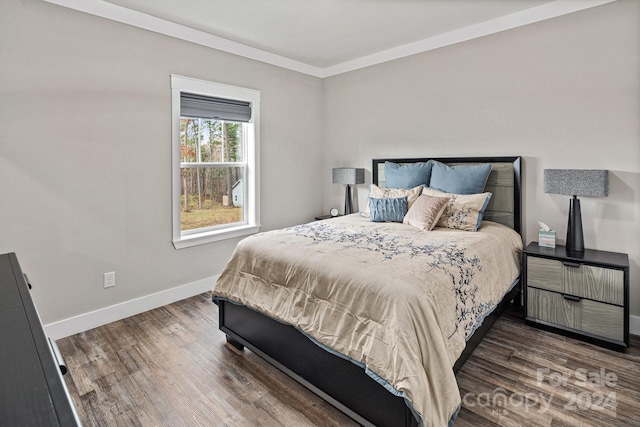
xmin=538 ymin=222 xmax=556 ymax=248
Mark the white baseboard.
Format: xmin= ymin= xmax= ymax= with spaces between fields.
xmin=44 ymin=275 xmax=218 ymax=340
xmin=631 ymin=315 xmax=640 ymax=337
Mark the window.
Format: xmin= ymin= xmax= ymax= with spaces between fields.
xmin=171 ymin=75 xmax=260 ymax=248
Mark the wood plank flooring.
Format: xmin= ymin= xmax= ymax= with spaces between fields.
xmin=57 ymin=293 xmax=640 ymax=426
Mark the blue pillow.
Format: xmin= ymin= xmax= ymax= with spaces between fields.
xmin=385 ymin=161 xmax=432 ymax=189
xmin=368 ymin=196 xmax=408 ymax=222
xmin=429 ymin=161 xmax=492 ymax=195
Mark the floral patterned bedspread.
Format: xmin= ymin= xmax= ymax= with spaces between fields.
xmin=212 ymin=214 xmax=522 ymax=427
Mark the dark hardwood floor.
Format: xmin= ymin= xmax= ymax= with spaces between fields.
xmin=57 ymin=293 xmax=640 ymax=426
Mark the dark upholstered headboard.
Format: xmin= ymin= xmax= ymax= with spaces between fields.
xmin=372 ymin=156 xmax=522 ymax=234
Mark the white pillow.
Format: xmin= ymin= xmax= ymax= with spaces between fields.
xmin=422 ymin=187 xmax=492 ymax=232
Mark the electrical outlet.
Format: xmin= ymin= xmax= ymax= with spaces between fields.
xmin=103 ymin=271 xmax=116 ymax=288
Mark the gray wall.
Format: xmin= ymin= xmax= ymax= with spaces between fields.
xmin=323 ymin=0 xmax=640 ymax=315
xmin=0 ymin=0 xmax=324 ymax=323
xmin=1 ymin=0 xmax=638 ymax=324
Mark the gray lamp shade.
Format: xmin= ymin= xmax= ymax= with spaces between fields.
xmin=544 ymin=168 xmax=608 ymax=253
xmin=332 ymin=168 xmax=365 ymax=185
xmin=543 ymin=169 xmax=609 ymax=197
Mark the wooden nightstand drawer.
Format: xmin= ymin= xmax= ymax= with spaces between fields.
xmin=564 ymin=263 xmax=623 ymax=305
xmin=527 ymin=257 xmax=563 ymax=292
xmin=527 ymin=288 xmax=624 ymax=342
xmin=527 ymin=257 xmax=623 ymax=305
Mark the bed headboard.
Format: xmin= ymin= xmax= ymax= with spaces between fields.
xmin=372 ymin=156 xmax=522 ymax=234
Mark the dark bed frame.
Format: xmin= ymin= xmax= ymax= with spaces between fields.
xmin=215 ymin=156 xmax=522 ymax=427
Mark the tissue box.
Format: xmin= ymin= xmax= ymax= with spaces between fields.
xmin=539 ymin=230 xmax=556 ymax=248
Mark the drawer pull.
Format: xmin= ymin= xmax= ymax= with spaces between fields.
xmin=562 ymin=294 xmax=582 ymax=302
xmin=23 ymin=273 xmax=32 ymax=289
xmin=562 ymin=261 xmax=581 ymax=268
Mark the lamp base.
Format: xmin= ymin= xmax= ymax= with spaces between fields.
xmin=344 ymin=184 xmax=353 ymax=215
xmin=566 ymin=196 xmax=584 ymax=252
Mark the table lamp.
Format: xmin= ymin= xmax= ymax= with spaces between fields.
xmin=332 ymin=168 xmax=365 ymax=215
xmin=543 ymin=169 xmax=608 ymax=252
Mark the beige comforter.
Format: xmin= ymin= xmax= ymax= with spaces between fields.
xmin=212 ymin=215 xmax=522 ymax=427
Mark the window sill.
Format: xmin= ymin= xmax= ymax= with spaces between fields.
xmin=173 ymin=224 xmax=261 ymax=249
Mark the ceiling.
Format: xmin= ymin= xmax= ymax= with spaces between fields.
xmin=44 ymin=0 xmax=617 ymax=77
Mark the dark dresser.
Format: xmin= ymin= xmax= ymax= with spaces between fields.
xmin=0 ymin=252 xmax=80 ymax=426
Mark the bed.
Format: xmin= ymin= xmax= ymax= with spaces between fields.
xmin=212 ymin=156 xmax=523 ymax=427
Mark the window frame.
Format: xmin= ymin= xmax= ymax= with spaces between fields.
xmin=171 ymin=75 xmax=260 ymax=249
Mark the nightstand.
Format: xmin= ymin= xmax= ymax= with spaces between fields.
xmin=523 ymin=242 xmax=629 ymax=351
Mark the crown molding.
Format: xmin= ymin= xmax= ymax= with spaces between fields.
xmin=320 ymin=0 xmax=618 ymax=77
xmin=42 ymin=0 xmax=617 ymax=79
xmin=41 ymin=0 xmax=324 ymax=77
